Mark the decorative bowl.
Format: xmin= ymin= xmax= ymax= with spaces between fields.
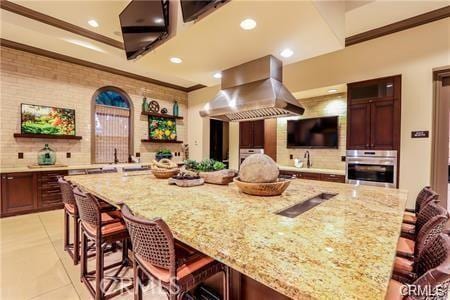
xmin=233 ymin=177 xmax=291 ymax=196
xmin=151 ymin=168 xmax=179 ymax=179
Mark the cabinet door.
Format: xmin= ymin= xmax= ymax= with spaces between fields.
xmin=239 ymin=121 xmax=254 ymax=148
xmin=1 ymin=172 xmax=37 ymax=216
xmin=347 ymin=103 xmax=371 ymax=150
xmin=370 ymin=100 xmax=396 ymax=150
xmin=348 ymin=77 xmax=395 ymax=104
xmin=252 ymin=120 xmax=265 ymax=148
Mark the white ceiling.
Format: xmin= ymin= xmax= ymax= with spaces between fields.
xmin=1 ymin=0 xmax=447 ymax=89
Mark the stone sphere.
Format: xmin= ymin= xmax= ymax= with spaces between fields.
xmin=239 ymin=154 xmax=279 ymax=183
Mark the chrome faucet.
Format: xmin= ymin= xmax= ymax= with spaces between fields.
xmin=304 ymin=151 xmax=311 ymax=168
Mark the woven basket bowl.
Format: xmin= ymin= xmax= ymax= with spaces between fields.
xmin=151 ymin=168 xmax=180 ymax=179
xmin=233 ymin=177 xmax=291 ymax=196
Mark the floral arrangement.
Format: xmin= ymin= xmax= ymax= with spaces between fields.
xmin=149 ymin=116 xmax=177 ymax=141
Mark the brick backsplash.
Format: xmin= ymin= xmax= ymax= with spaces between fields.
xmin=0 ymin=46 xmax=188 ymax=168
xmin=277 ymin=94 xmax=347 ymax=170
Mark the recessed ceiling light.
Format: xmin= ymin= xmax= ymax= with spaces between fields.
xmin=154 ymin=17 xmax=164 ymax=24
xmin=240 ymin=18 xmax=256 ymax=30
xmin=88 ymin=19 xmax=99 ymax=28
xmin=170 ymin=57 xmax=183 ymax=64
xmin=213 ymin=72 xmax=222 ymax=79
xmin=280 ymin=48 xmax=294 ymax=58
xmin=328 ymin=89 xmax=338 ymax=93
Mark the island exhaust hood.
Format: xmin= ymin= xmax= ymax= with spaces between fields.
xmin=199 ymin=55 xmax=304 ymax=122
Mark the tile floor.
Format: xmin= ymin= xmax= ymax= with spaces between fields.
xmin=0 ymin=209 xmax=167 ymax=300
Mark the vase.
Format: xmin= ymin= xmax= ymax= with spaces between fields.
xmin=173 ymin=101 xmax=179 ymax=117
xmin=142 ymin=97 xmax=147 ymax=113
xmin=38 ymin=144 xmax=56 ymax=165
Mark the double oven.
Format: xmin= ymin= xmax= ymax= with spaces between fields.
xmin=346 ymin=150 xmax=397 ymax=188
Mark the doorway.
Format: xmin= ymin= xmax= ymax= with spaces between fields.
xmin=431 ymin=68 xmax=450 ymax=210
xmin=210 ymin=119 xmax=229 ymax=167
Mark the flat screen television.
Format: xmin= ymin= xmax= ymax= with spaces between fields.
xmin=180 ymin=0 xmax=223 ymax=23
xmin=21 ymin=104 xmax=76 ymax=136
xmin=119 ymin=0 xmax=169 ymax=60
xmin=287 ymin=116 xmax=338 ymax=148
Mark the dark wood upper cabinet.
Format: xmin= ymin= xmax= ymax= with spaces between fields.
xmin=1 ymin=172 xmax=37 ymax=216
xmin=239 ymin=120 xmax=265 ymax=149
xmin=252 ymin=120 xmax=265 ymax=148
xmin=347 ymin=103 xmax=371 ymax=149
xmin=347 ymin=75 xmax=401 ymax=150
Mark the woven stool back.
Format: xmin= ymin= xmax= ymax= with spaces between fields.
xmin=415 ymin=187 xmax=439 ymax=213
xmin=121 ymin=204 xmax=176 ymax=272
xmin=73 ymin=187 xmax=101 ymax=226
xmin=415 ymin=202 xmax=446 ymax=234
xmin=415 ymin=204 xmax=449 ymax=257
xmin=58 ymin=177 xmax=76 ymax=206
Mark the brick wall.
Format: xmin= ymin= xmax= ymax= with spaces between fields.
xmin=277 ymin=94 xmax=347 ymax=170
xmin=0 ymin=46 xmax=188 ymax=168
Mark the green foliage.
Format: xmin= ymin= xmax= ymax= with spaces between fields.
xmin=184 ymin=159 xmax=225 ymax=172
xmin=157 ymin=149 xmax=172 ymax=155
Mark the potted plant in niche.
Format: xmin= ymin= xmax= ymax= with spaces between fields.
xmin=184 ymin=159 xmax=237 ymax=185
xmin=155 ymin=149 xmax=173 ymax=161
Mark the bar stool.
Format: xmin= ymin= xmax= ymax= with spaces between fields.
xmin=121 ymin=204 xmax=229 ymax=300
xmin=58 ymin=176 xmax=81 ymax=265
xmin=401 ymin=199 xmax=443 ymax=240
xmin=74 ymin=187 xmax=133 ymax=300
xmin=386 ymin=233 xmax=450 ymax=300
xmin=403 ymin=187 xmax=439 ymax=225
xmin=393 ymin=207 xmax=448 ymax=280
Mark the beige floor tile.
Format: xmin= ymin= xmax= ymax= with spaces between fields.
xmin=38 ymin=210 xmax=65 ymax=242
xmin=0 ymin=240 xmax=71 ymax=299
xmin=30 ymin=284 xmax=80 ymax=300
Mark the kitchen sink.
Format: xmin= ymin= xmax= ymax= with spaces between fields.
xmin=276 ymin=193 xmax=337 ymax=218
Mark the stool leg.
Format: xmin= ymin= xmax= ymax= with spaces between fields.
xmin=133 ymin=262 xmax=142 ymax=300
xmin=222 ymin=266 xmax=230 ymax=300
xmin=63 ymin=210 xmax=69 ymax=251
xmin=95 ymin=238 xmax=104 ymax=300
xmin=73 ymin=216 xmax=80 ymax=265
xmin=80 ymin=229 xmax=87 ymax=283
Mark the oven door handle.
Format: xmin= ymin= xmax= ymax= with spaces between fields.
xmin=346 ymin=160 xmax=395 ymax=165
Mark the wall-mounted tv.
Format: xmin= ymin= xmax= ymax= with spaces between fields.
xmin=119 ymin=0 xmax=169 ymax=60
xmin=287 ymin=116 xmax=338 ymax=149
xmin=180 ymin=0 xmax=225 ymax=23
xmin=21 ymin=104 xmax=76 ymax=136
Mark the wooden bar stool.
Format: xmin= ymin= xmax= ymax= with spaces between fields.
xmin=74 ymin=187 xmax=133 ymax=300
xmin=121 ymin=204 xmax=229 ymax=300
xmin=386 ymin=233 xmax=450 ymax=300
xmin=393 ymin=208 xmax=448 ymax=280
xmin=58 ymin=176 xmax=81 ymax=265
xmin=403 ymin=187 xmax=439 ymax=225
xmin=401 ymin=200 xmax=444 ymax=240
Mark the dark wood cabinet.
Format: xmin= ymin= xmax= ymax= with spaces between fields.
xmin=347 ymin=75 xmax=401 ymax=150
xmin=1 ymin=172 xmax=38 ymax=216
xmin=279 ymin=170 xmax=345 ymax=183
xmin=239 ymin=120 xmax=265 ymax=149
xmin=1 ymin=170 xmax=67 ymax=217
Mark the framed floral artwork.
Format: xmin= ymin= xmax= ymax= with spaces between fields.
xmin=149 ymin=116 xmax=177 ymax=141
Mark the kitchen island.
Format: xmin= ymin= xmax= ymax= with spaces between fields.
xmin=67 ymin=172 xmax=408 ymax=300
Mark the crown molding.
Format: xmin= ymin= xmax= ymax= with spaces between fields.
xmin=1 ymin=38 xmax=206 ymax=92
xmin=346 ymin=6 xmax=450 ymax=46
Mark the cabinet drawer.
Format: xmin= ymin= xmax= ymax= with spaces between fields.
xmin=320 ymin=174 xmax=345 ymax=183
xmin=297 ymin=172 xmax=321 ymax=180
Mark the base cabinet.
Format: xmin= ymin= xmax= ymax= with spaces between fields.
xmin=1 ymin=170 xmax=68 ymax=217
xmin=279 ymin=170 xmax=345 ymax=183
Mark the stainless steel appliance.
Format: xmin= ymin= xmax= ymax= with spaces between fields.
xmin=346 ymin=150 xmax=397 ymax=188
xmin=199 ymin=55 xmax=305 ymax=122
xmin=240 ymin=149 xmax=264 ymax=165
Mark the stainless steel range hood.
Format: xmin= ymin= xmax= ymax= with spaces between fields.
xmin=199 ymin=55 xmax=304 ymax=122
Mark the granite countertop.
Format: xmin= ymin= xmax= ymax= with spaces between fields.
xmin=278 ymin=165 xmax=346 ymax=175
xmin=0 ymin=163 xmax=151 ymax=174
xmin=67 ymin=173 xmax=407 ymax=299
